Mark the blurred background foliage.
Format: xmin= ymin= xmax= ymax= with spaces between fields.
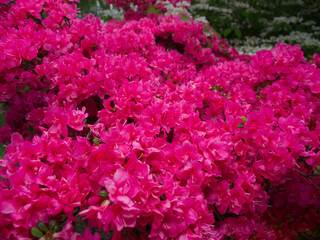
xmin=189 ymin=0 xmax=320 ymax=56
xmin=77 ymin=0 xmax=122 ymax=21
xmin=77 ymin=0 xmax=107 ymax=17
xmin=77 ymin=0 xmax=320 ymax=56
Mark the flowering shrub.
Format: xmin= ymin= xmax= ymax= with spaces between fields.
xmin=0 ymin=0 xmax=320 ymax=239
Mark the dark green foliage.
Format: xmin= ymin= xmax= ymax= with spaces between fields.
xmin=0 ymin=145 xmax=6 ymax=159
xmin=190 ymin=0 xmax=320 ymax=57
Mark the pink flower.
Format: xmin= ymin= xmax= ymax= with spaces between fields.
xmin=200 ymin=134 xmax=232 ymax=162
xmin=43 ymin=105 xmax=69 ymax=136
xmin=101 ymin=169 xmax=140 ymax=202
xmin=47 ymin=137 xmax=71 ymax=163
xmin=104 ymin=203 xmax=141 ymax=231
xmin=67 ymin=107 xmax=88 ymax=131
xmin=1 ymin=0 xmax=320 ymax=238
xmin=0 ymin=125 xmax=12 ymax=143
xmin=0 ymin=0 xmax=11 ymax=4
xmin=53 ymin=220 xmax=82 ymax=240
xmin=83 ymin=228 xmax=101 ymax=240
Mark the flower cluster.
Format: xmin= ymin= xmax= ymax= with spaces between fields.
xmin=0 ymin=0 xmax=320 ymax=239
xmin=107 ymin=0 xmax=191 ymax=17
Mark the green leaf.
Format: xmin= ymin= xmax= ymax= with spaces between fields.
xmin=74 ymin=208 xmax=87 ymax=234
xmin=241 ymin=10 xmax=249 ymax=18
xmin=241 ymin=116 xmax=248 ymax=122
xmin=0 ymin=112 xmax=5 ymax=128
xmin=0 ymin=144 xmax=6 ymax=159
xmin=180 ymin=14 xmax=190 ymax=22
xmin=223 ymin=28 xmax=232 ymax=37
xmin=37 ymin=221 xmax=48 ymax=233
xmin=147 ymin=5 xmax=162 ymax=14
xmin=18 ymin=84 xmax=31 ymax=93
xmin=93 ymin=138 xmax=100 ymax=146
xmin=40 ymin=10 xmax=48 ymax=20
xmin=234 ymin=28 xmax=242 ymax=38
xmin=238 ymin=123 xmax=245 ymax=128
xmin=31 ymin=227 xmax=44 ymax=238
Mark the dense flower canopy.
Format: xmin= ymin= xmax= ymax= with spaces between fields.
xmin=0 ymin=0 xmax=320 ymax=239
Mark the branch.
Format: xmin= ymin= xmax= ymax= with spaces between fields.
xmin=295 ymin=169 xmax=320 ymax=191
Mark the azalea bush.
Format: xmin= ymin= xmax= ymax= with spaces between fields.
xmin=0 ymin=0 xmax=320 ymax=239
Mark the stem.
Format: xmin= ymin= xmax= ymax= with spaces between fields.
xmin=295 ymin=169 xmax=307 ymax=177
xmin=86 ymin=129 xmax=92 ymax=140
xmin=213 ymin=206 xmax=224 ymax=222
xmin=295 ymin=169 xmax=320 ymax=191
xmin=309 ymin=175 xmax=320 ymax=180
xmin=306 ymin=177 xmax=320 ymax=191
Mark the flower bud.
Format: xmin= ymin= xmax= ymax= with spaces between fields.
xmin=99 ymin=190 xmax=109 ymax=198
